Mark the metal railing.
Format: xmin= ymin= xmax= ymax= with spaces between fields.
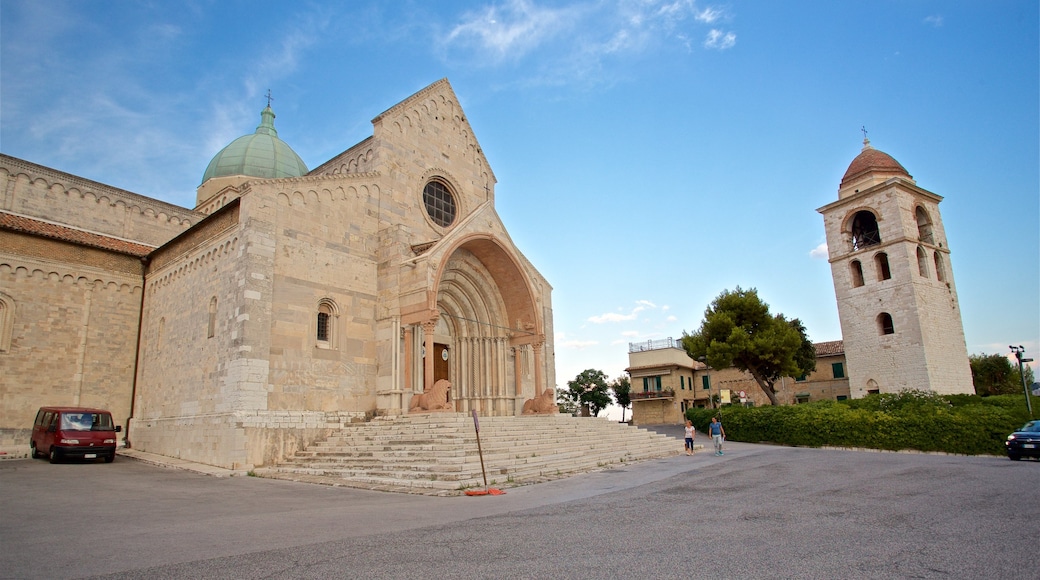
xmin=629 ymin=337 xmax=682 ymax=353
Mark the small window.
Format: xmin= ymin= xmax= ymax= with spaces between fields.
xmin=875 ymin=252 xmax=891 ymax=281
xmin=680 ymin=376 xmax=685 ymax=390
xmin=916 ymin=246 xmax=929 ymax=277
xmin=878 ymin=312 xmax=895 ymax=335
xmin=836 ymin=395 xmax=848 ymax=401
xmin=850 ymin=260 xmax=864 ymax=288
xmin=316 ymin=299 xmax=338 ymax=348
xmin=915 ymin=206 xmax=934 ymax=244
xmin=832 ymin=362 xmax=845 ymax=379
xmin=933 ymin=252 xmax=946 ymax=282
xmin=207 ymin=297 xmax=217 ymax=338
xmin=795 ymin=374 xmax=807 ymax=382
xmin=701 ymin=375 xmax=710 ymax=390
xmin=0 ymin=293 xmax=12 ymax=352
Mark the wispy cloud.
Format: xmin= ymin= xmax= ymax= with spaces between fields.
xmin=809 ymin=242 xmax=829 ymax=259
xmin=704 ymin=28 xmax=736 ymax=50
xmin=441 ymin=0 xmax=735 ymax=75
xmin=588 ymin=300 xmax=657 ymax=323
xmin=924 ymin=15 xmax=943 ymax=27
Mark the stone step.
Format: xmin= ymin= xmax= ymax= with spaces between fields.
xmin=259 ymin=414 xmax=684 ymax=495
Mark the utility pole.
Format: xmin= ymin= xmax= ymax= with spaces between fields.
xmin=1010 ymin=345 xmax=1034 ymax=418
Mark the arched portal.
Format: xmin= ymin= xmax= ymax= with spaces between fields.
xmin=417 ymin=235 xmax=543 ymax=416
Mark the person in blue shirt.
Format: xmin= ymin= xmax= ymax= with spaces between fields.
xmin=709 ymin=416 xmax=726 ymax=456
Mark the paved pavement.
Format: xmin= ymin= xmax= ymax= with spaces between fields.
xmin=2 ymin=427 xmax=1037 ymax=579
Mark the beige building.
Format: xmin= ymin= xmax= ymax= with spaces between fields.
xmin=625 ymin=338 xmax=850 ymax=425
xmin=818 ymin=138 xmax=973 ymax=397
xmin=0 ymin=79 xmax=556 ymax=467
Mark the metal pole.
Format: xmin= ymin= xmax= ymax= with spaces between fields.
xmin=1011 ymin=346 xmax=1033 ymax=418
xmin=472 ymin=409 xmax=488 ymax=491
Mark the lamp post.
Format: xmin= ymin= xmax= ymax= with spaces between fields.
xmin=698 ymin=356 xmax=715 ymax=410
xmin=1010 ymin=345 xmax=1034 ymax=418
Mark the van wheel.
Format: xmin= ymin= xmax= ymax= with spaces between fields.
xmin=30 ymin=443 xmax=39 ymax=459
xmin=49 ymin=447 xmax=60 ymax=464
xmin=104 ymin=453 xmax=115 ymax=463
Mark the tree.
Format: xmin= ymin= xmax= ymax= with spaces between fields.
xmin=555 ymin=388 xmax=580 ymax=415
xmin=610 ymin=374 xmax=632 ymax=423
xmin=682 ymin=287 xmax=816 ymax=406
xmin=970 ymin=353 xmax=1036 ymax=396
xmin=566 ymin=369 xmax=612 ymax=417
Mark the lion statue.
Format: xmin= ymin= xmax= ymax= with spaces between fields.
xmin=522 ymin=388 xmax=558 ymax=415
xmin=409 ymin=379 xmax=454 ymax=412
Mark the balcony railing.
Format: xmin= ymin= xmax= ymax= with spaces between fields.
xmin=631 ymin=389 xmax=676 ymax=400
xmin=629 ymin=338 xmax=682 ymax=353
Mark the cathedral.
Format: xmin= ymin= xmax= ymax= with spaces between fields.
xmin=0 ymin=79 xmax=556 ymax=468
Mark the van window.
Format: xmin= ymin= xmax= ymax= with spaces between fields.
xmin=60 ymin=412 xmax=115 ymax=431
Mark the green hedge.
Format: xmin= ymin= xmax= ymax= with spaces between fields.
xmin=686 ymin=392 xmax=1035 ymax=456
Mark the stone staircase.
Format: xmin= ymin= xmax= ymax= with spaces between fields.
xmin=254 ymin=414 xmax=684 ymax=496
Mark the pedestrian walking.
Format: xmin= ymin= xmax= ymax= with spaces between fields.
xmin=709 ymin=416 xmax=725 ymax=456
xmin=683 ymin=420 xmax=696 ymax=455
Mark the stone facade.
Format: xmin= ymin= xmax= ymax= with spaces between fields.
xmin=625 ymin=338 xmax=850 ymax=425
xmin=0 ymin=80 xmax=556 ymax=466
xmin=818 ymin=140 xmax=973 ymax=397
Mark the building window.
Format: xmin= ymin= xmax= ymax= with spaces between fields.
xmin=795 ymin=374 xmax=807 ymax=382
xmin=795 ymin=393 xmax=810 ymax=404
xmin=915 ymin=206 xmax=934 ymax=244
xmin=875 ymin=252 xmax=891 ymax=281
xmin=701 ymin=375 xmax=710 ymax=390
xmin=849 ymin=210 xmax=881 ymax=251
xmin=877 ymin=312 xmax=895 ymax=335
xmin=832 ymin=362 xmax=845 ymax=379
xmin=850 ymin=260 xmax=865 ymax=288
xmin=423 ymin=180 xmax=457 ymax=228
xmin=680 ymin=376 xmax=685 ymax=390
xmin=916 ymin=246 xmax=929 ymax=277
xmin=207 ymin=297 xmax=217 ymax=338
xmin=836 ymin=395 xmax=848 ymax=401
xmin=0 ymin=293 xmax=12 ymax=352
xmin=316 ymin=299 xmax=338 ymax=348
xmin=933 ymin=252 xmax=946 ymax=282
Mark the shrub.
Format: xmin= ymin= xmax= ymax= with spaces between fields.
xmin=684 ymin=391 xmax=1033 ymax=455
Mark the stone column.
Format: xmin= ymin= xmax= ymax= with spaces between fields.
xmin=422 ymin=319 xmax=437 ymax=391
xmin=533 ymin=341 xmax=545 ymax=395
xmin=403 ymin=325 xmax=414 ymax=393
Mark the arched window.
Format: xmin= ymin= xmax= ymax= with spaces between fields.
xmin=933 ymin=252 xmax=946 ymax=282
xmin=0 ymin=293 xmax=13 ymax=352
xmin=850 ymin=260 xmax=865 ymax=288
xmin=916 ymin=246 xmax=929 ymax=277
xmin=207 ymin=297 xmax=217 ymax=338
xmin=915 ymin=206 xmax=934 ymax=244
xmin=877 ymin=312 xmax=895 ymax=335
xmin=849 ymin=210 xmax=881 ymax=251
xmin=874 ymin=252 xmax=892 ymax=281
xmin=316 ymin=298 xmax=339 ymax=348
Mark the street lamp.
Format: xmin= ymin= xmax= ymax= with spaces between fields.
xmin=698 ymin=356 xmax=715 ymax=410
xmin=1009 ymin=345 xmax=1034 ymax=418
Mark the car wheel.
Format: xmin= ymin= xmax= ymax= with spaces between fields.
xmin=104 ymin=453 xmax=115 ymax=463
xmin=30 ymin=442 xmax=39 ymax=459
xmin=1008 ymin=453 xmax=1021 ymax=461
xmin=48 ymin=447 xmax=60 ymax=464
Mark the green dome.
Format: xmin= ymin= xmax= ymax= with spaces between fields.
xmin=201 ymin=105 xmax=308 ymax=184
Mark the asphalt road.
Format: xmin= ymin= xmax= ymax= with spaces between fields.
xmin=1 ymin=439 xmax=1037 ymax=579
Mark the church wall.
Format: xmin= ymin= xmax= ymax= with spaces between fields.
xmin=0 ymin=233 xmax=142 ymax=457
xmin=0 ymin=155 xmax=199 ymax=247
xmin=262 ymin=179 xmax=382 ymax=416
xmin=130 ymin=213 xmax=258 ymax=467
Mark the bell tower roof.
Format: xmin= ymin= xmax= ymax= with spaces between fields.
xmin=840 ymin=138 xmax=911 ymax=192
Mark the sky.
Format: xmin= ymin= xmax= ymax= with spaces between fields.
xmin=2 ymin=1 xmax=1038 ymax=415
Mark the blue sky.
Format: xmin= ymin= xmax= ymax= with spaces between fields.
xmin=2 ymin=1 xmax=1038 ymax=401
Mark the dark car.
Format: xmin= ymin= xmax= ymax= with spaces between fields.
xmin=1005 ymin=420 xmax=1040 ymax=461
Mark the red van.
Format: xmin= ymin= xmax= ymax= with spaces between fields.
xmin=30 ymin=407 xmax=121 ymax=463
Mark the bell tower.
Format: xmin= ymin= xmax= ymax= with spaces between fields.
xmin=817 ymin=138 xmax=974 ymax=397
